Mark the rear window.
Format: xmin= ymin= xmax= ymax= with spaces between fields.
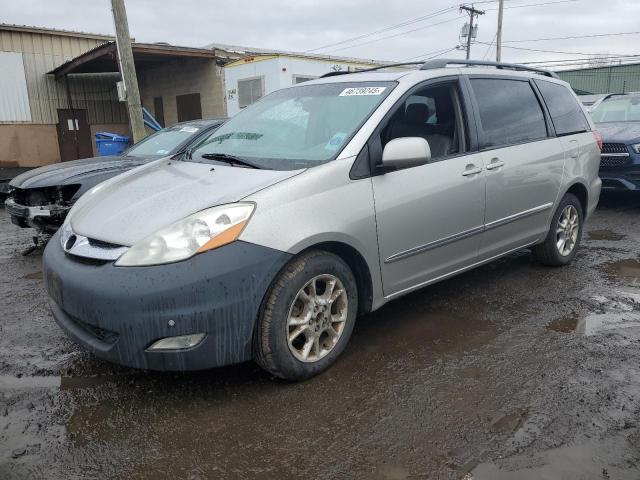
xmin=470 ymin=78 xmax=548 ymax=149
xmin=535 ymin=80 xmax=590 ymax=135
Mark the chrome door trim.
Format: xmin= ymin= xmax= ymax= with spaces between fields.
xmin=484 ymin=202 xmax=553 ymax=231
xmin=385 ymin=225 xmax=484 ymax=264
xmin=385 ymin=202 xmax=553 ymax=264
xmin=385 ymin=240 xmax=538 ymax=300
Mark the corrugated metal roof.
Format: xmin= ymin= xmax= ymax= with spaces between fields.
xmin=0 ymin=23 xmax=114 ymax=41
xmin=205 ymin=41 xmax=388 ymax=66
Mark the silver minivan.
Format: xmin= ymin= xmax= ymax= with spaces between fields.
xmin=43 ymin=60 xmax=602 ymax=380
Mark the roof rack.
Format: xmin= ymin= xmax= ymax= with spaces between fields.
xmin=419 ymin=59 xmax=559 ymax=78
xmin=319 ymin=58 xmax=559 ymax=79
xmin=319 ymin=61 xmax=423 ymax=78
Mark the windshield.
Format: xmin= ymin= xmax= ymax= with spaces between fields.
xmin=190 ymin=81 xmax=396 ymax=170
xmin=125 ymin=124 xmax=203 ymax=157
xmin=591 ymin=96 xmax=640 ymax=123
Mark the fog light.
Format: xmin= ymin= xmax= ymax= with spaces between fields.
xmin=147 ymin=333 xmax=206 ymax=351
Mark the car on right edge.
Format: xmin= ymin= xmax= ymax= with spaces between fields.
xmin=590 ymin=93 xmax=640 ymax=191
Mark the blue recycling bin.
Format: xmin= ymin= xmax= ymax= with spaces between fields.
xmin=95 ymin=132 xmax=131 ymax=156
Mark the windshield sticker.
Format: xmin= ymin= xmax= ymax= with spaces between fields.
xmin=325 ymin=132 xmax=348 ymax=151
xmin=180 ymin=126 xmax=199 ymax=133
xmin=156 ymin=149 xmax=169 ymax=155
xmin=339 ymin=87 xmax=387 ymax=97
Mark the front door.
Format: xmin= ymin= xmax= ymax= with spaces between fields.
xmin=371 ymin=81 xmax=486 ymax=297
xmin=467 ymin=77 xmax=565 ymax=260
xmin=56 ymin=109 xmax=93 ymax=161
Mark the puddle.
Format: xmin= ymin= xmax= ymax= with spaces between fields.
xmin=546 ymin=316 xmax=578 ymax=333
xmin=471 ymin=435 xmax=638 ymax=479
xmin=0 ymin=375 xmax=60 ymax=390
xmin=0 ymin=374 xmax=111 ymax=391
xmin=601 ymin=259 xmax=640 ymax=283
xmin=587 ymin=229 xmax=625 ymax=241
xmin=490 ymin=409 xmax=528 ymax=434
xmin=22 ymin=271 xmax=43 ymax=280
xmin=547 ymin=312 xmax=640 ymax=336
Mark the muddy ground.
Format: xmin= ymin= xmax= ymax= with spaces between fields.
xmin=1 ymin=194 xmax=639 ymax=480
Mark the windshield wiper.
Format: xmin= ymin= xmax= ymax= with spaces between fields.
xmin=199 ymin=153 xmax=263 ymax=169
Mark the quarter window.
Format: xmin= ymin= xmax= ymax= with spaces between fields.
xmin=470 ymin=78 xmax=547 ymax=148
xmin=535 ymin=80 xmax=590 ymax=135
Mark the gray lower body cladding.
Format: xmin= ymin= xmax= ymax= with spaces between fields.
xmin=43 ymin=234 xmax=292 ymax=371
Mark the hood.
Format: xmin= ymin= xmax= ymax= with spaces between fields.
xmin=9 ymin=156 xmax=153 ymax=189
xmin=70 ymin=159 xmax=303 ymax=246
xmin=595 ymin=122 xmax=640 ymax=144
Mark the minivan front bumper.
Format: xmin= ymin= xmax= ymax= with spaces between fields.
xmin=43 ymin=232 xmax=291 ymax=371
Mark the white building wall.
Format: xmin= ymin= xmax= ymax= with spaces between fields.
xmin=224 ymin=56 xmax=373 ymax=116
xmin=0 ymin=52 xmax=31 ymax=121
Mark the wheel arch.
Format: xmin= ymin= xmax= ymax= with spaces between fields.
xmin=563 ymin=181 xmax=589 ymax=217
xmin=299 ymin=241 xmax=375 ymax=315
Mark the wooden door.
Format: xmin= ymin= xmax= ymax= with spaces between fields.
xmin=56 ymin=109 xmax=93 ymax=161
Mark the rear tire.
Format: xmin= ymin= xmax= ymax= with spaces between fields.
xmin=533 ymin=193 xmax=583 ymax=266
xmin=254 ymin=250 xmax=358 ymax=381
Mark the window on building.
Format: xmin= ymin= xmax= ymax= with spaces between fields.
xmin=238 ymin=77 xmax=264 ymax=108
xmin=293 ymin=75 xmax=317 ymax=84
xmin=153 ymin=96 xmax=165 ymax=127
xmin=176 ymin=93 xmax=202 ymax=122
xmin=535 ymin=80 xmax=590 ymax=135
xmin=470 ymin=78 xmax=548 ymax=148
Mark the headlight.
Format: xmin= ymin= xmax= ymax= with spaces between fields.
xmin=631 ymin=143 xmax=640 ymax=154
xmin=115 ymin=203 xmax=255 ymax=267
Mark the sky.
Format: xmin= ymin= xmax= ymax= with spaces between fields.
xmin=3 ymin=0 xmax=640 ymax=70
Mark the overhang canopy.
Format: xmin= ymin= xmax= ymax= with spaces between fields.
xmin=49 ymin=41 xmax=220 ymax=79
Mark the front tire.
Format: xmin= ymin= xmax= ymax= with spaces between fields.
xmin=533 ymin=193 xmax=584 ymax=266
xmin=254 ymin=250 xmax=358 ymax=381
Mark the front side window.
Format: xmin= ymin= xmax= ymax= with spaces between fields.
xmin=381 ymin=83 xmax=463 ymax=160
xmin=535 ymin=80 xmax=590 ymax=135
xmin=471 ymin=78 xmax=548 ymax=148
xmin=191 ymin=81 xmax=396 ymax=170
xmin=591 ymin=96 xmax=640 ymax=123
xmin=125 ymin=124 xmax=202 ymax=157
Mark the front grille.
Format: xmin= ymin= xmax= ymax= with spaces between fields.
xmin=601 ymin=143 xmax=628 ymax=154
xmin=600 ymin=155 xmax=630 ymax=168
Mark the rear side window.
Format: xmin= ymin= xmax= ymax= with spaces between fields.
xmin=535 ymin=80 xmax=590 ymax=135
xmin=470 ymin=78 xmax=547 ymax=148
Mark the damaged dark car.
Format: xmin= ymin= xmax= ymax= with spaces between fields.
xmin=5 ymin=118 xmax=226 ymax=243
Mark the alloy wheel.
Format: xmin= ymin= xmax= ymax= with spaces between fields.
xmin=556 ymin=205 xmax=580 ymax=256
xmin=286 ymin=274 xmax=348 ymax=363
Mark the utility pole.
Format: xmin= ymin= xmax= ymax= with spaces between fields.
xmin=460 ymin=4 xmax=485 ymax=60
xmin=496 ymin=0 xmax=504 ymax=62
xmin=111 ymin=0 xmax=146 ymax=143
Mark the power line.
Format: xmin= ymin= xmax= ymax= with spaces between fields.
xmin=482 ymin=32 xmax=498 ymax=60
xmin=304 ymin=6 xmax=457 ymax=53
xmin=485 ymin=0 xmax=578 ymax=10
xmin=503 ymin=31 xmax=640 ymax=44
xmin=321 ymin=16 xmax=463 ymax=54
xmin=400 ymin=46 xmax=461 ymax=62
xmin=475 ymin=41 xmax=628 ymax=57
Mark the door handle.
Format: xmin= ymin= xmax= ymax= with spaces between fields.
xmin=486 ymin=159 xmax=505 ymax=170
xmin=462 ymin=165 xmax=483 ymax=176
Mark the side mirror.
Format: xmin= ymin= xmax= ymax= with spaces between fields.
xmin=381 ymin=137 xmax=431 ymax=171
